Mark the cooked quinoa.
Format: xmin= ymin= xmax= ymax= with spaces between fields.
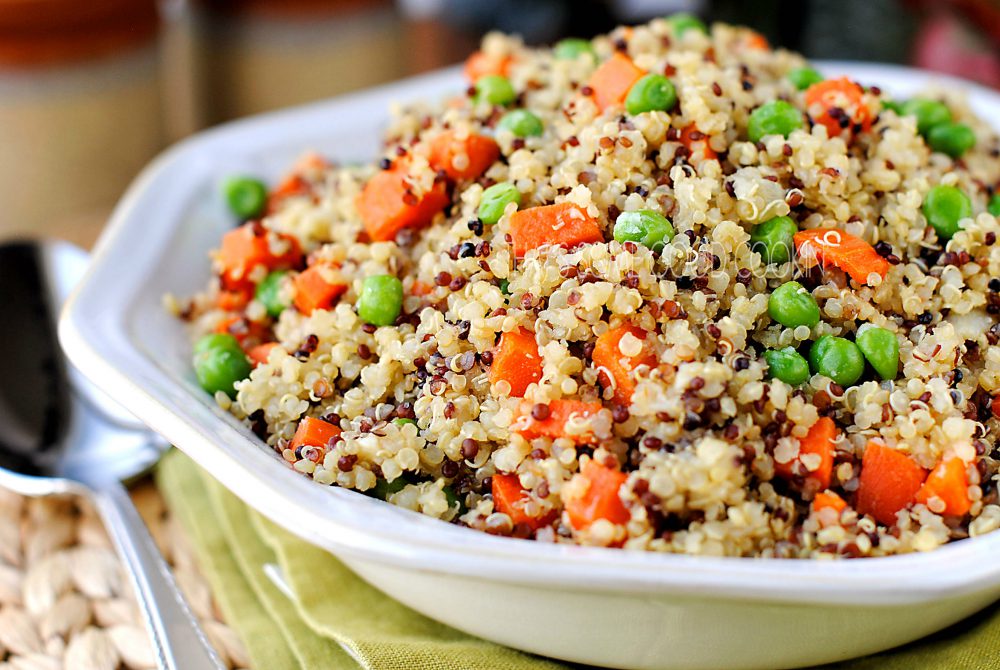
xmin=175 ymin=18 xmax=1000 ymax=558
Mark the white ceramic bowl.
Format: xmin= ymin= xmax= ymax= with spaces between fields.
xmin=61 ymin=62 xmax=1000 ymax=670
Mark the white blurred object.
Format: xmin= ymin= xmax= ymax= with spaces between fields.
xmin=0 ymin=3 xmax=163 ymax=244
xmin=397 ymin=0 xmax=447 ymax=19
xmin=192 ymin=2 xmax=406 ymax=123
xmin=610 ymin=0 xmax=705 ymax=21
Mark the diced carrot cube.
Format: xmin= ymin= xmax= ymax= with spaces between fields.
xmin=217 ymin=289 xmax=251 ymax=312
xmin=213 ymin=315 xmax=269 ymax=348
xmin=794 ymin=228 xmax=889 ymax=286
xmin=804 ymin=77 xmax=872 ymax=138
xmin=489 ymin=328 xmax=543 ymax=397
xmin=915 ymin=457 xmax=971 ymax=517
xmin=356 ymin=166 xmax=450 ymax=242
xmin=592 ymin=324 xmax=656 ymax=404
xmin=812 ymin=490 xmax=847 ymax=514
xmin=680 ymin=123 xmax=718 ymax=160
xmin=509 ymin=203 xmax=603 ymax=257
xmin=511 ymin=399 xmax=603 ymax=444
xmin=289 ymin=416 xmax=342 ymax=451
xmin=856 ymin=441 xmax=927 ymax=526
xmin=491 ymin=473 xmax=557 ymax=530
xmin=587 ymin=53 xmax=645 ymax=112
xmin=293 ymin=265 xmax=348 ymax=316
xmin=774 ymin=416 xmax=837 ymax=491
xmin=247 ymin=342 xmax=279 ymax=367
xmin=464 ymin=50 xmax=512 ymax=82
xmin=218 ymin=223 xmax=302 ymax=291
xmin=429 ymin=131 xmax=500 ymax=181
xmin=565 ymin=460 xmax=630 ymax=530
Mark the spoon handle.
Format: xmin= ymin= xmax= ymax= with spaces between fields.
xmin=91 ymin=481 xmax=225 ymax=670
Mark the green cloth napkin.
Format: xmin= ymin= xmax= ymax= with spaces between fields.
xmin=156 ymin=450 xmax=1000 ymax=670
xmin=157 ymin=450 xmax=565 ymax=670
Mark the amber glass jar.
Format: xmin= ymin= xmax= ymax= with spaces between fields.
xmin=193 ymin=0 xmax=405 ymax=122
xmin=0 ymin=0 xmax=163 ymax=247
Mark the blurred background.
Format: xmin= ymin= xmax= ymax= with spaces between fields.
xmin=1 ymin=0 xmax=998 ymax=247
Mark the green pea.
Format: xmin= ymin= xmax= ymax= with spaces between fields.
xmin=222 ymin=176 xmax=267 ymax=220
xmin=667 ymin=12 xmax=707 ymax=37
xmin=855 ymin=325 xmax=899 ymax=381
xmin=193 ymin=333 xmax=251 ymax=399
xmin=900 ymin=99 xmax=952 ymax=135
xmin=988 ymin=193 xmax=1000 ymax=217
xmin=922 ymin=184 xmax=971 ymax=240
xmin=554 ymin=38 xmax=596 ymax=61
xmin=475 ymin=75 xmax=516 ymax=106
xmin=625 ymin=74 xmax=677 ymax=115
xmin=443 ymin=485 xmax=465 ymax=513
xmin=498 ymin=109 xmax=544 ymax=137
xmin=881 ymin=99 xmax=905 ymax=115
xmin=613 ymin=210 xmax=675 ymax=251
xmin=747 ymin=100 xmax=803 ymax=143
xmin=750 ymin=216 xmax=798 ymax=264
xmin=358 ymin=275 xmax=404 ymax=327
xmin=788 ymin=67 xmax=823 ymax=91
xmin=926 ymin=122 xmax=975 ymax=158
xmin=478 ymin=182 xmax=521 ymax=225
xmin=764 ymin=347 xmax=811 ymax=386
xmin=255 ymin=270 xmax=289 ymax=318
xmin=808 ymin=335 xmax=865 ymax=386
xmin=371 ymin=475 xmax=412 ymax=500
xmin=768 ymin=281 xmax=820 ymax=329
xmin=392 ymin=417 xmax=417 ymax=427
xmin=499 ymin=279 xmax=511 ymax=295
xmin=808 ymin=335 xmax=834 ymax=369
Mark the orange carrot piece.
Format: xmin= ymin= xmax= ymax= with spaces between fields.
xmin=804 ymin=77 xmax=872 ymax=137
xmin=293 ymin=265 xmax=348 ymax=316
xmin=489 ymin=328 xmax=543 ymax=397
xmin=217 ymin=289 xmax=251 ymax=312
xmin=356 ymin=165 xmax=450 ymax=242
xmin=214 ymin=315 xmax=268 ymax=347
xmin=811 ymin=490 xmax=847 ymax=527
xmin=743 ymin=31 xmax=770 ymax=51
xmin=512 ymin=399 xmax=603 ymax=444
xmin=565 ymin=460 xmax=630 ymax=530
xmin=509 ymin=203 xmax=603 ymax=257
xmin=856 ymin=441 xmax=927 ymax=526
xmin=491 ymin=473 xmax=557 ymax=530
xmin=592 ymin=324 xmax=656 ymax=404
xmin=587 ymin=53 xmax=645 ymax=112
xmin=793 ymin=228 xmax=889 ymax=286
xmin=812 ymin=490 xmax=847 ymax=514
xmin=916 ymin=458 xmax=971 ymax=516
xmin=291 ymin=152 xmax=329 ymax=174
xmin=774 ymin=416 xmax=837 ymax=490
xmin=463 ymin=50 xmax=512 ymax=82
xmin=429 ymin=131 xmax=500 ymax=181
xmin=289 ymin=416 xmax=342 ymax=451
xmin=247 ymin=342 xmax=279 ymax=367
xmin=266 ymin=153 xmax=329 ymax=213
xmin=411 ymin=280 xmax=434 ymax=296
xmin=266 ymin=174 xmax=310 ymax=214
xmin=218 ymin=223 xmax=303 ymax=291
xmin=679 ymin=123 xmax=718 ymax=160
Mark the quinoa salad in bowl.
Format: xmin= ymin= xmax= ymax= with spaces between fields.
xmin=172 ymin=15 xmax=1000 ymax=559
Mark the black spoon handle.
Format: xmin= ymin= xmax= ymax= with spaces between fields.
xmin=0 ymin=242 xmax=70 ymax=475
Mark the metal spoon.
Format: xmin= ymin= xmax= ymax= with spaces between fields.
xmin=0 ymin=240 xmax=223 ymax=670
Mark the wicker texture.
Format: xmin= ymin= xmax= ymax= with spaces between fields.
xmin=0 ymin=482 xmax=246 ymax=670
